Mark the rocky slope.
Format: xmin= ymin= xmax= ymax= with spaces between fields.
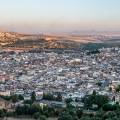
xmin=0 ymin=32 xmax=80 ymax=49
xmin=0 ymin=32 xmax=120 ymax=50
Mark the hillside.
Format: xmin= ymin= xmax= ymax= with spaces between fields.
xmin=0 ymin=32 xmax=120 ymax=50
xmin=0 ymin=32 xmax=82 ymax=49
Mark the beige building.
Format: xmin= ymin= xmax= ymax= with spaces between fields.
xmin=0 ymin=98 xmax=13 ymax=111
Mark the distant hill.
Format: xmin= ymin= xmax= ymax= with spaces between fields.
xmin=0 ymin=31 xmax=120 ymax=50
xmin=0 ymin=32 xmax=81 ymax=49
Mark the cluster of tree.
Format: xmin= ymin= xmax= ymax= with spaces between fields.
xmin=87 ymin=49 xmax=100 ymax=55
xmin=15 ymin=103 xmax=60 ymax=120
xmin=82 ymin=43 xmax=112 ymax=51
xmin=0 ymin=109 xmax=6 ymax=118
xmin=58 ymin=102 xmax=120 ymax=120
xmin=79 ymin=107 xmax=120 ymax=120
xmin=115 ymin=85 xmax=120 ymax=92
xmin=58 ymin=105 xmax=83 ymax=120
xmin=82 ymin=90 xmax=109 ymax=109
xmin=60 ymin=91 xmax=120 ymax=120
xmin=31 ymin=91 xmax=36 ymax=102
xmin=0 ymin=101 xmax=58 ymax=119
xmin=1 ymin=102 xmax=120 ymax=120
xmin=1 ymin=91 xmax=120 ymax=120
xmin=0 ymin=108 xmax=16 ymax=118
xmin=0 ymin=94 xmax=24 ymax=103
xmin=0 ymin=91 xmax=36 ymax=104
xmin=65 ymin=98 xmax=73 ymax=104
xmin=43 ymin=93 xmax=62 ymax=102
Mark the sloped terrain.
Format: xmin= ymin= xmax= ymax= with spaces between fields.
xmin=0 ymin=32 xmax=120 ymax=50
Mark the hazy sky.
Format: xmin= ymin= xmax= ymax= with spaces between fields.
xmin=0 ymin=0 xmax=120 ymax=33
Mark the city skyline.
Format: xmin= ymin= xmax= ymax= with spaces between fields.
xmin=0 ymin=0 xmax=120 ymax=34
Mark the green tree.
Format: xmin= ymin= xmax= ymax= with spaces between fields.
xmin=102 ymin=103 xmax=117 ymax=111
xmin=95 ymin=95 xmax=109 ymax=108
xmin=0 ymin=95 xmax=11 ymax=101
xmin=18 ymin=95 xmax=24 ymax=100
xmin=30 ymin=104 xmax=41 ymax=115
xmin=0 ymin=109 xmax=5 ymax=118
xmin=95 ymin=110 xmax=104 ymax=118
xmin=58 ymin=112 xmax=73 ymax=120
xmin=115 ymin=85 xmax=120 ymax=92
xmin=6 ymin=111 xmax=14 ymax=117
xmin=39 ymin=115 xmax=47 ymax=120
xmin=43 ymin=93 xmax=55 ymax=101
xmin=31 ymin=91 xmax=36 ymax=102
xmin=76 ymin=109 xmax=83 ymax=119
xmin=82 ymin=92 xmax=109 ymax=109
xmin=56 ymin=93 xmax=62 ymax=102
xmin=23 ymin=104 xmax=31 ymax=115
xmin=11 ymin=95 xmax=18 ymax=103
xmin=93 ymin=90 xmax=97 ymax=96
xmin=103 ymin=111 xmax=116 ymax=119
xmin=33 ymin=112 xmax=40 ymax=119
xmin=24 ymin=100 xmax=33 ymax=105
xmin=65 ymin=98 xmax=73 ymax=104
xmin=15 ymin=106 xmax=23 ymax=115
xmin=80 ymin=116 xmax=92 ymax=120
